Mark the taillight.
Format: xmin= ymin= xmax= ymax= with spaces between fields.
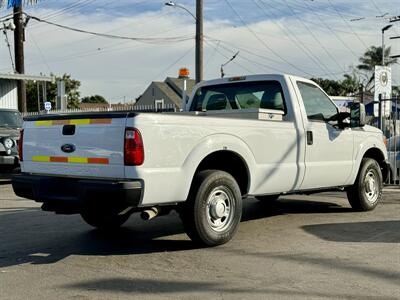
xmin=124 ymin=128 xmax=144 ymax=166
xmin=18 ymin=129 xmax=24 ymax=162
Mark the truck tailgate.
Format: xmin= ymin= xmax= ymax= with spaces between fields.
xmin=22 ymin=113 xmax=132 ymax=179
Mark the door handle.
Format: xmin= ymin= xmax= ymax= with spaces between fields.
xmin=307 ymin=131 xmax=313 ymax=145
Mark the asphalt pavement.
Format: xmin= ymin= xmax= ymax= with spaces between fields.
xmin=0 ymin=179 xmax=399 ymax=300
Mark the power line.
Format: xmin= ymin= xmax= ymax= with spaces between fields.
xmin=31 ymin=0 xmax=96 ymax=25
xmin=301 ymin=0 xmax=359 ymax=60
xmin=204 ymin=40 xmax=220 ymax=70
xmin=206 ymin=36 xmax=350 ymax=78
xmin=26 ymin=28 xmax=51 ymax=73
xmin=2 ymin=27 xmax=15 ymax=71
xmin=204 ymin=39 xmax=256 ymax=76
xmin=280 ymin=0 xmax=348 ymax=76
xmin=326 ymin=0 xmax=369 ymax=49
xmin=256 ymin=0 xmax=339 ymax=79
xmin=206 ymin=36 xmax=298 ymax=73
xmin=27 ymin=14 xmax=193 ymax=44
xmin=206 ymin=38 xmax=283 ymax=74
xmin=223 ymin=0 xmax=313 ymax=77
xmin=118 ymin=45 xmax=195 ymax=100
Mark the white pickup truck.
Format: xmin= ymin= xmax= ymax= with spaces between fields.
xmin=13 ymin=74 xmax=389 ymax=246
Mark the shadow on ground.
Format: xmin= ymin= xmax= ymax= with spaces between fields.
xmin=60 ymin=277 xmax=397 ymax=299
xmin=302 ymin=220 xmax=400 ymax=243
xmin=0 ymin=196 xmax=382 ymax=269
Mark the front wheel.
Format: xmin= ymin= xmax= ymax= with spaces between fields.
xmin=346 ymin=158 xmax=383 ymax=211
xmin=179 ymin=170 xmax=242 ymax=247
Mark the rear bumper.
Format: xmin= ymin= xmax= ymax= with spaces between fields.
xmin=12 ymin=174 xmax=143 ymax=214
xmin=0 ymin=155 xmax=18 ymax=165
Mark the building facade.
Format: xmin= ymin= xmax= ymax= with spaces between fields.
xmin=136 ymin=71 xmax=196 ymax=110
xmin=0 ymin=73 xmax=54 ymax=111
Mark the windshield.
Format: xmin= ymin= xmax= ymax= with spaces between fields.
xmin=0 ymin=110 xmax=23 ymax=128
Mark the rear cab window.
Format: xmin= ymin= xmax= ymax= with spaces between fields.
xmin=297 ymin=81 xmax=338 ymax=122
xmin=190 ymin=81 xmax=286 ymax=114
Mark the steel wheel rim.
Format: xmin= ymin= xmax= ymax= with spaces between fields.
xmin=206 ymin=187 xmax=235 ymax=232
xmin=364 ymin=170 xmax=379 ymax=204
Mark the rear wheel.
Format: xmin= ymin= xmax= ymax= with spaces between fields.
xmin=347 ymin=158 xmax=383 ymax=211
xmin=179 ymin=170 xmax=242 ymax=247
xmin=80 ymin=209 xmax=130 ymax=230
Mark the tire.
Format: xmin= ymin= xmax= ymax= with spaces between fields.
xmin=346 ymin=158 xmax=383 ymax=211
xmin=80 ymin=209 xmax=130 ymax=230
xmin=179 ymin=170 xmax=242 ymax=247
xmin=255 ymin=195 xmax=280 ymax=202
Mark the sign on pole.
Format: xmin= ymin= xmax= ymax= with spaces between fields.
xmin=374 ymin=66 xmax=392 ymax=117
xmin=44 ymin=101 xmax=52 ymax=113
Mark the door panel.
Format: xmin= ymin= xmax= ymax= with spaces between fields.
xmin=292 ymin=80 xmax=355 ymax=190
xmin=301 ymin=121 xmax=354 ymax=189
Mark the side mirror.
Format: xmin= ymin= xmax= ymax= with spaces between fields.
xmin=350 ymin=102 xmax=366 ymax=128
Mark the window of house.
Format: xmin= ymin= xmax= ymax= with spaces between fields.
xmin=297 ymin=81 xmax=338 ymax=121
xmin=190 ymin=81 xmax=286 ymax=113
xmin=155 ymin=99 xmax=164 ymax=111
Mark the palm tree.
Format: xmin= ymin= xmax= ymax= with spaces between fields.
xmin=0 ymin=0 xmax=41 ymax=9
xmin=357 ymin=46 xmax=397 ymax=91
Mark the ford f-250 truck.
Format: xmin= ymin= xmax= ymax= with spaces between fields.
xmin=12 ymin=74 xmax=389 ymax=246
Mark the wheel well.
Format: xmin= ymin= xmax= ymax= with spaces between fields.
xmin=363 ymin=148 xmax=388 ymax=182
xmin=194 ymin=151 xmax=250 ymax=195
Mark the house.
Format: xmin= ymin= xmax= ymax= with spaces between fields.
xmin=136 ymin=68 xmax=196 ymax=110
xmin=0 ymin=73 xmax=54 ymax=110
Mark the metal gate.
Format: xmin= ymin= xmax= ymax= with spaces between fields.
xmin=374 ymin=96 xmax=400 ymax=185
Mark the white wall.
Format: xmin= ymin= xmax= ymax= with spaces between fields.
xmin=0 ymin=79 xmax=18 ymax=110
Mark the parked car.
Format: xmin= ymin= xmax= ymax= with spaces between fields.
xmin=0 ymin=108 xmax=22 ymax=171
xmin=12 ymin=74 xmax=388 ymax=246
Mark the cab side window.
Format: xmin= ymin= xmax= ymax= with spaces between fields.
xmin=297 ymin=81 xmax=338 ymax=121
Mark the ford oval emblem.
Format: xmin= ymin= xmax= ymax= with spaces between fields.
xmin=61 ymin=144 xmax=76 ymax=153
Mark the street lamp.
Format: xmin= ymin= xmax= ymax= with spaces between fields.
xmin=165 ymin=1 xmax=196 ymax=21
xmin=165 ymin=1 xmax=203 ymax=83
xmin=382 ymin=24 xmax=393 ymax=65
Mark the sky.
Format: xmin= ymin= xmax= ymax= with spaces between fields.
xmin=1 ymin=0 xmax=400 ymax=103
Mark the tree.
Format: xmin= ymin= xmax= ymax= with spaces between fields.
xmin=311 ymin=73 xmax=361 ymax=96
xmin=341 ymin=73 xmax=361 ymax=96
xmin=357 ymin=46 xmax=397 ymax=91
xmin=311 ymin=78 xmax=343 ymax=96
xmin=81 ymin=95 xmax=108 ymax=104
xmin=26 ymin=74 xmax=81 ymax=111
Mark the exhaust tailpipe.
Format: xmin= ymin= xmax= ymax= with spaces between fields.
xmin=141 ymin=207 xmax=159 ymax=221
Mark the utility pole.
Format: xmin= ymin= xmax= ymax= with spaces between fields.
xmin=195 ymin=0 xmax=203 ymax=83
xmin=13 ymin=4 xmax=27 ymax=112
xmin=382 ymin=25 xmax=392 ymax=66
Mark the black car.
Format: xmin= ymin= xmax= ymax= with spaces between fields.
xmin=0 ymin=109 xmax=23 ymax=171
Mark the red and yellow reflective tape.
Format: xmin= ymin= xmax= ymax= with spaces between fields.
xmin=35 ymin=118 xmax=112 ymax=126
xmin=32 ymin=156 xmax=109 ymax=165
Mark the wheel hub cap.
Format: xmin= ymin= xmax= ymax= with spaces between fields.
xmin=210 ymin=199 xmax=226 ymax=219
xmin=206 ymin=188 xmax=234 ymax=232
xmin=364 ymin=170 xmax=378 ymax=203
